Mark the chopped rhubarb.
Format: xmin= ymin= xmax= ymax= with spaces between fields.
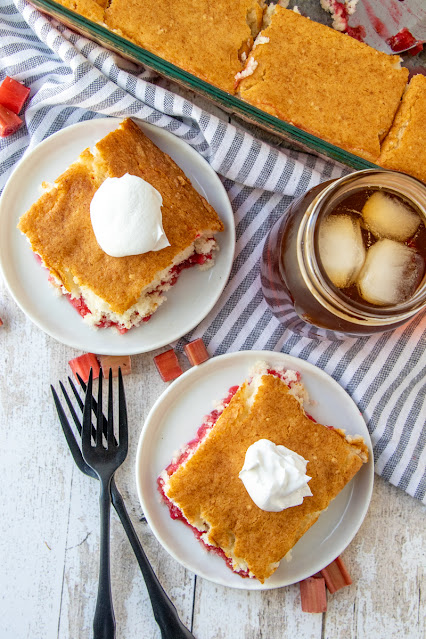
xmin=98 ymin=355 xmax=132 ymax=377
xmin=184 ymin=338 xmax=209 ymax=366
xmin=0 ymin=76 xmax=30 ymax=114
xmin=0 ymin=104 xmax=22 ymax=138
xmin=320 ymin=556 xmax=352 ymax=594
xmin=387 ymin=27 xmax=419 ymax=54
xmin=69 ymin=353 xmax=100 ymax=384
xmin=300 ymin=577 xmax=327 ymax=613
xmin=154 ymin=349 xmax=183 ymax=382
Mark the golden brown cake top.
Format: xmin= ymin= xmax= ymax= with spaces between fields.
xmin=59 ymin=0 xmax=265 ymax=94
xmin=57 ymin=0 xmax=107 ymax=23
xmin=165 ymin=372 xmax=368 ymax=583
xmin=18 ymin=118 xmax=224 ymax=314
xmin=378 ymin=74 xmax=426 ymax=184
xmin=238 ymin=7 xmax=409 ymax=162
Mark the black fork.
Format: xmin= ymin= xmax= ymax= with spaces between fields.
xmin=81 ymin=368 xmax=128 ymax=639
xmin=51 ymin=374 xmax=196 ymax=639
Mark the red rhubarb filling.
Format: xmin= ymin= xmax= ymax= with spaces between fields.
xmin=329 ymin=1 xmax=351 ymax=30
xmin=387 ymin=28 xmax=423 ymax=55
xmin=266 ymin=367 xmax=301 ymax=383
xmin=38 ymin=243 xmax=214 ymax=332
xmin=65 ymin=294 xmax=134 ymax=334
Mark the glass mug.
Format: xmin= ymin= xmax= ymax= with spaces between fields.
xmin=261 ymin=170 xmax=426 ymax=339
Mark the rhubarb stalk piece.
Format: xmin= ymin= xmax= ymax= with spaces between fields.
xmin=69 ymin=353 xmax=100 ymax=383
xmin=184 ymin=338 xmax=209 ymax=366
xmin=98 ymin=355 xmax=132 ymax=377
xmin=154 ymin=349 xmax=183 ymax=382
xmin=0 ymin=76 xmax=30 ymax=114
xmin=300 ymin=576 xmax=327 ymax=613
xmin=0 ymin=104 xmax=22 ymax=138
xmin=320 ymin=556 xmax=352 ymax=593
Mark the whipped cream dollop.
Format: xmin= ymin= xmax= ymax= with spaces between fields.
xmin=239 ymin=439 xmax=312 ymax=512
xmin=90 ymin=173 xmax=170 ymax=257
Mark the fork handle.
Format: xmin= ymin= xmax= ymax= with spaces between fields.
xmin=111 ymin=481 xmax=194 ymax=639
xmin=94 ymin=479 xmax=116 ymax=639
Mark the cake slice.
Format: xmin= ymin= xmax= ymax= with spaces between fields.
xmin=158 ymin=362 xmax=368 ymax=583
xmin=237 ymin=6 xmax=409 ymax=162
xmin=378 ymin=74 xmax=426 ymax=185
xmin=18 ymin=118 xmax=224 ymax=332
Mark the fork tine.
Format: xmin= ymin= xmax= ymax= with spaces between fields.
xmin=60 ymin=380 xmax=83 ymax=436
xmin=76 ymin=372 xmax=86 ymax=391
xmin=82 ymin=369 xmax=94 ymax=451
xmin=107 ymin=368 xmax=114 ymax=448
xmin=69 ymin=376 xmax=84 ymax=412
xmin=51 ymin=384 xmax=96 ymax=478
xmin=68 ymin=376 xmax=99 ymax=442
xmin=51 ymin=384 xmax=79 ymax=450
xmin=97 ymin=369 xmax=103 ymax=447
xmin=118 ymin=368 xmax=128 ymax=450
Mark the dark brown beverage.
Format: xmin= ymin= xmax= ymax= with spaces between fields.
xmin=261 ymin=170 xmax=426 ymax=339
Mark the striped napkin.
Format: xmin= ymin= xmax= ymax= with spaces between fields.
xmin=1 ymin=0 xmax=425 ymax=503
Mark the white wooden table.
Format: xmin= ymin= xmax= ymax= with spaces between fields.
xmin=1 ymin=285 xmax=425 ymax=639
xmin=0 ymin=85 xmax=425 ymax=639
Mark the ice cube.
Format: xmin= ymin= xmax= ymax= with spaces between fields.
xmin=318 ymin=214 xmax=366 ymax=288
xmin=357 ymin=238 xmax=424 ymax=306
xmin=362 ymin=191 xmax=421 ymax=242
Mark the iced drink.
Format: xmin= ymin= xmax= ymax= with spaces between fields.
xmin=261 ymin=170 xmax=426 ymax=338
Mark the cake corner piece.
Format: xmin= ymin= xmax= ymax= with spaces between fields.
xmin=378 ymin=74 xmax=426 ymax=185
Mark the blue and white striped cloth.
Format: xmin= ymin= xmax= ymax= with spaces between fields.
xmin=1 ymin=0 xmax=425 ymax=503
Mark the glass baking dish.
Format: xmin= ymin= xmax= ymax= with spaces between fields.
xmin=26 ymin=0 xmax=409 ymax=171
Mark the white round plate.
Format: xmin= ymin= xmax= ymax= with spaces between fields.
xmin=135 ymin=350 xmax=374 ymax=590
xmin=0 ymin=118 xmax=234 ymax=354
